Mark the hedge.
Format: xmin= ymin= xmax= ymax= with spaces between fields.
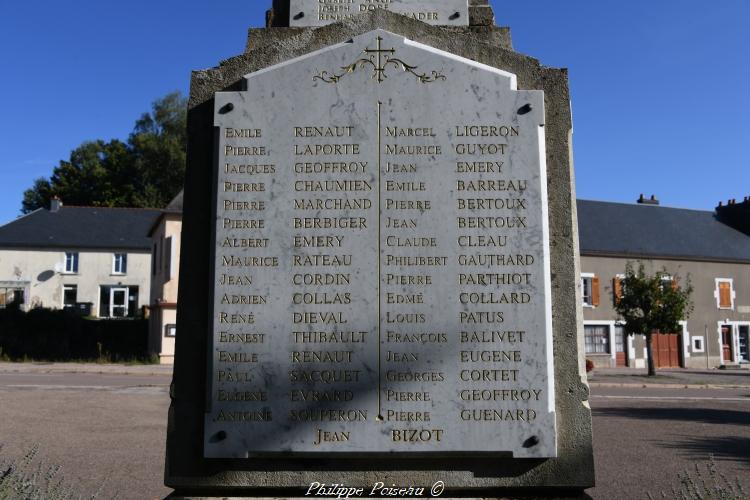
xmin=0 ymin=307 xmax=150 ymax=362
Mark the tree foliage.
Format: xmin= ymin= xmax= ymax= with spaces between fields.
xmin=614 ymin=263 xmax=694 ymax=376
xmin=21 ymin=92 xmax=187 ymax=213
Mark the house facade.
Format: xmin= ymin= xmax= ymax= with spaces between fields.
xmin=579 ymin=197 xmax=750 ymax=369
xmin=0 ymin=199 xmax=160 ymax=318
xmin=146 ymin=191 xmax=750 ymax=370
xmin=147 ymin=193 xmax=182 ymax=364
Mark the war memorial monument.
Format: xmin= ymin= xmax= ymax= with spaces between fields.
xmin=166 ymin=0 xmax=594 ymax=496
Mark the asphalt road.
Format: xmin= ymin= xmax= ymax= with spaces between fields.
xmin=588 ymin=386 xmax=750 ymax=499
xmin=1 ymin=369 xmax=748 ymax=499
xmin=0 ymin=371 xmax=171 ymax=500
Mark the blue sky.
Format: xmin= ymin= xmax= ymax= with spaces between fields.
xmin=0 ymin=0 xmax=748 ymax=225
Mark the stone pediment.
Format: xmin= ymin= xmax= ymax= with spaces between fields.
xmin=190 ymin=9 xmax=520 ymax=108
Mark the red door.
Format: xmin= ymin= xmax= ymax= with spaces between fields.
xmin=653 ymin=333 xmax=680 ymax=368
xmin=721 ymin=325 xmax=733 ymax=363
xmin=615 ymin=326 xmax=627 ymax=367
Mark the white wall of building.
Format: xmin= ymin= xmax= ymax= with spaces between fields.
xmin=148 ymin=216 xmax=182 ymax=364
xmin=0 ymin=248 xmax=151 ymax=316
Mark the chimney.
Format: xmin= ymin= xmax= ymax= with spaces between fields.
xmin=50 ymin=196 xmax=62 ymax=213
xmin=716 ymin=194 xmax=750 ymax=236
xmin=637 ymin=194 xmax=660 ymax=206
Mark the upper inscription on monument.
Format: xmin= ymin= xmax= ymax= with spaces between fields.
xmin=289 ymin=0 xmax=469 ymax=27
xmin=206 ymin=30 xmax=556 ymax=458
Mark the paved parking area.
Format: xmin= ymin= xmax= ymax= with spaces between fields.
xmin=1 ymin=364 xmax=748 ymax=499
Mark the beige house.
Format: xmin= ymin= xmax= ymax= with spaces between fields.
xmin=0 ymin=199 xmax=159 ymax=318
xmin=147 ymin=193 xmax=183 ymax=364
xmin=579 ymin=196 xmax=750 ymax=369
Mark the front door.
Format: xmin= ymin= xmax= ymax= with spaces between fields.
xmin=721 ymin=325 xmax=733 ymax=363
xmin=109 ymin=287 xmax=129 ymax=318
xmin=615 ymin=325 xmax=627 ymax=367
xmin=653 ymin=332 xmax=680 ymax=368
xmin=739 ymin=325 xmax=749 ymax=363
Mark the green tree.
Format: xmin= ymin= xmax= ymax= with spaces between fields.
xmin=21 ymin=92 xmax=187 ymax=213
xmin=21 ymin=178 xmax=53 ymax=213
xmin=614 ymin=263 xmax=694 ymax=376
xmin=128 ymin=91 xmax=188 ymax=208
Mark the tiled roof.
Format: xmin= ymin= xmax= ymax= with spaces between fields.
xmin=166 ymin=191 xmax=183 ymax=211
xmin=577 ymin=199 xmax=750 ymax=263
xmin=8 ymin=198 xmax=744 ymax=260
xmin=0 ymin=206 xmax=161 ymax=251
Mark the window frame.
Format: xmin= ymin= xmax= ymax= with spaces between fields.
xmin=112 ymin=252 xmax=128 ymax=275
xmin=164 ymin=236 xmax=174 ymax=280
xmin=613 ymin=273 xmax=625 ymax=305
xmin=583 ymin=322 xmax=612 ymax=355
xmin=692 ymin=336 xmax=705 ymax=353
xmin=64 ymin=252 xmax=79 ymax=274
xmin=152 ymin=243 xmax=158 ymax=276
xmin=581 ymin=273 xmax=595 ymax=308
xmin=62 ymin=284 xmax=78 ymax=308
xmin=0 ymin=285 xmax=26 ymax=309
xmin=660 ymin=275 xmax=675 ymax=293
xmin=715 ymin=278 xmax=735 ymax=310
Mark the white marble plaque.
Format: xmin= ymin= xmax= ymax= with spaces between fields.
xmin=289 ymin=0 xmax=469 ymax=27
xmin=206 ymin=29 xmax=556 ymax=458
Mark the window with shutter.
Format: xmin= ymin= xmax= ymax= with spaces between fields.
xmin=581 ymin=274 xmax=596 ymax=307
xmin=659 ymin=276 xmax=674 ymax=292
xmin=591 ymin=276 xmax=600 ymax=307
xmin=717 ymin=280 xmax=733 ymax=309
xmin=613 ymin=276 xmax=623 ymax=304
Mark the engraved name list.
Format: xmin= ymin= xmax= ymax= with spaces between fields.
xmin=205 ymin=30 xmax=556 ymax=458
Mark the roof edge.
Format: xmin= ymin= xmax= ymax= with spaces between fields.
xmin=0 ymin=208 xmax=44 ymax=229
xmin=577 ymin=198 xmax=716 ymax=215
xmin=147 ymin=211 xmax=182 ymax=237
xmin=0 ymin=243 xmax=152 ymax=252
xmin=580 ymin=250 xmax=750 ymax=266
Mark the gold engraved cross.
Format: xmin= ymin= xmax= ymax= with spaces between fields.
xmin=313 ymin=36 xmax=446 ymax=85
xmin=364 ymin=36 xmax=396 ymax=83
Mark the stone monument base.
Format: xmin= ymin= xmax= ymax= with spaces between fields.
xmin=165 ymin=2 xmax=594 ymax=496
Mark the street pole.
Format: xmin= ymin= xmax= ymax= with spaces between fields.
xmin=705 ymin=325 xmax=710 ymax=369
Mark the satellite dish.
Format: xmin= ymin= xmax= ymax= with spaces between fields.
xmin=37 ymin=270 xmax=55 ymax=282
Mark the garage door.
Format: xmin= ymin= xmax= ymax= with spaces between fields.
xmin=652 ymin=332 xmax=681 ymax=368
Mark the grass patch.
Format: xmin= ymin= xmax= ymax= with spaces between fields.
xmin=0 ymin=444 xmax=114 ymax=499
xmin=647 ymin=455 xmax=746 ymax=499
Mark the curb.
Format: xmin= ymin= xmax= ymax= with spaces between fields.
xmin=0 ymin=363 xmax=173 ymax=377
xmin=589 ymin=382 xmax=750 ymax=390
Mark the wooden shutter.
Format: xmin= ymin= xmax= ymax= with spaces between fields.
xmin=719 ymin=281 xmax=732 ymax=308
xmin=613 ymin=277 xmax=623 ymax=304
xmin=591 ymin=276 xmax=601 ymax=307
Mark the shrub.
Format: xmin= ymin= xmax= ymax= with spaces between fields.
xmin=0 ymin=308 xmax=150 ymax=362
